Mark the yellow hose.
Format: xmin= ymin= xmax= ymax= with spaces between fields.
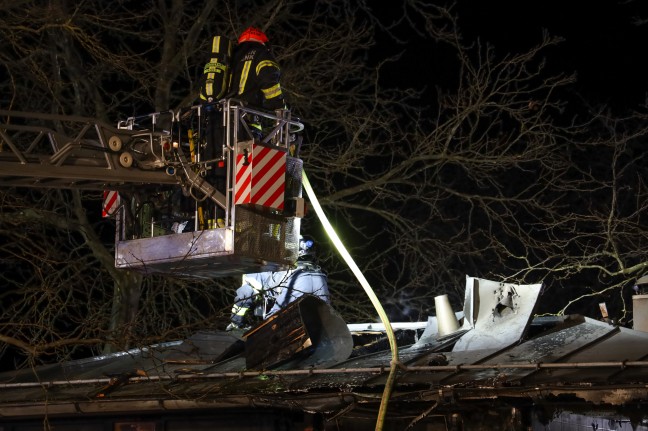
xmin=302 ymin=171 xmax=399 ymax=431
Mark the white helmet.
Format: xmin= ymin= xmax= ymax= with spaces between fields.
xmin=298 ymin=235 xmax=315 ymax=260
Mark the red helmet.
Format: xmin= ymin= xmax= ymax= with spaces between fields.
xmin=238 ymin=27 xmax=269 ymax=44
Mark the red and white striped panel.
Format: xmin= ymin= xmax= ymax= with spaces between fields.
xmin=234 ymin=144 xmax=286 ymax=210
xmin=251 ymin=145 xmax=286 ymax=209
xmin=235 ymin=150 xmax=252 ymax=205
xmin=102 ymin=190 xmax=120 ymax=217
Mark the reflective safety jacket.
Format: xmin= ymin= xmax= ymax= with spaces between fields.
xmin=230 ymin=262 xmax=329 ymax=327
xmin=228 ymin=41 xmax=285 ymax=110
xmin=199 ymin=36 xmax=233 ymax=103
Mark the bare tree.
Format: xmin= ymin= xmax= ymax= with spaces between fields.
xmin=283 ymin=3 xmax=648 ymax=322
xmin=1 ymin=0 xmax=648 ymax=367
xmin=0 ymin=0 xmax=243 ymax=362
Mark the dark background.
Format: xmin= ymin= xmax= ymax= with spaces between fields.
xmin=455 ymin=1 xmax=648 ymax=110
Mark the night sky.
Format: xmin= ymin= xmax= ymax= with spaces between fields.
xmin=454 ymin=1 xmax=648 ymax=110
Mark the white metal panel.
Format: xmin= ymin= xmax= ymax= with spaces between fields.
xmin=453 ymin=276 xmax=542 ymax=352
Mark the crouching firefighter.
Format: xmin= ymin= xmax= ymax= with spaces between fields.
xmin=228 ymin=236 xmax=330 ymax=330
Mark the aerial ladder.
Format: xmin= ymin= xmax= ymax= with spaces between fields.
xmin=0 ymin=101 xmax=305 ymax=278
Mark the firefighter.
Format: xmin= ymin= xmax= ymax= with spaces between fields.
xmin=198 ymin=35 xmax=233 ymax=163
xmin=228 ymin=236 xmax=330 ymax=330
xmin=199 ymin=35 xmax=233 ymax=106
xmin=228 ymin=26 xmax=286 ymax=139
xmin=634 ymin=275 xmax=648 ymax=295
xmin=196 ymin=36 xmax=233 ymax=226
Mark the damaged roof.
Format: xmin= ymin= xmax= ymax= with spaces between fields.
xmin=2 ymin=276 xmax=648 ymax=422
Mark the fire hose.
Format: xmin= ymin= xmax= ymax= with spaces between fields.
xmin=302 ymin=171 xmax=399 ymax=431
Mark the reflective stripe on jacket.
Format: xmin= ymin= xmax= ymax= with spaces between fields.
xmin=229 ymin=41 xmax=285 ymax=110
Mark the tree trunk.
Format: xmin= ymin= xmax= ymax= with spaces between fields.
xmin=104 ymin=271 xmax=143 ymax=354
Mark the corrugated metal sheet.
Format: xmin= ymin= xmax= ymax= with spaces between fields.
xmin=2 ymin=277 xmax=648 ymax=426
